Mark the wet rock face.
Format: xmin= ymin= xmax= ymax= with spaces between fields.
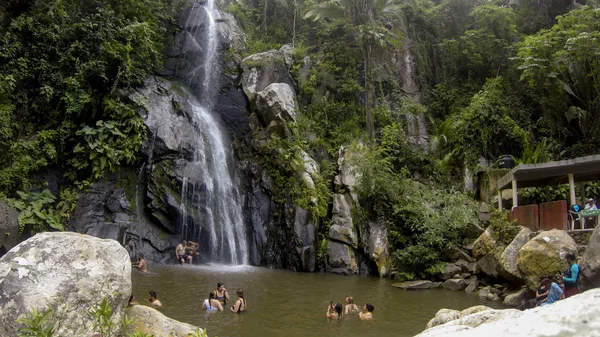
xmin=0 ymin=232 xmax=131 ymax=337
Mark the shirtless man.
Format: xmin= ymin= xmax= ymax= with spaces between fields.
xmin=134 ymin=254 xmax=147 ymax=273
xmin=148 ymin=290 xmax=162 ymax=307
xmin=175 ymin=240 xmax=191 ymax=264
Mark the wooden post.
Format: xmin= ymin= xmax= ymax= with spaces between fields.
xmin=568 ymin=174 xmax=576 ymax=207
xmin=498 ymin=190 xmax=503 ymax=211
xmin=512 ymin=179 xmax=518 ymax=207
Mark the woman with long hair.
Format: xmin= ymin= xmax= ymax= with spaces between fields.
xmin=230 ymin=288 xmax=246 ymax=313
xmin=202 ymin=291 xmax=223 ymax=311
xmin=326 ymin=302 xmax=343 ymax=319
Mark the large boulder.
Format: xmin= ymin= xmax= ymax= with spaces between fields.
xmin=498 ymin=227 xmax=532 ymax=283
xmin=472 ymin=227 xmax=502 ymax=259
xmin=580 ymin=225 xmax=600 ymax=290
xmin=415 ymin=289 xmax=600 ymax=337
xmin=128 ymin=305 xmax=200 ymax=337
xmin=443 ymin=279 xmax=468 ymax=291
xmin=254 ymin=83 xmax=299 ymax=135
xmin=426 ymin=306 xmax=492 ymax=329
xmin=502 ymin=288 xmax=528 ymax=308
xmin=240 ymin=49 xmax=294 ymax=102
xmin=0 ymin=232 xmax=131 ymax=336
xmin=517 ymin=229 xmax=577 ymax=290
xmin=439 ymin=263 xmax=462 ymax=280
xmin=0 ymin=200 xmax=21 ymax=257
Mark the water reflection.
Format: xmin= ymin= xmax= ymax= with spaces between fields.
xmin=132 ymin=265 xmax=501 ymax=337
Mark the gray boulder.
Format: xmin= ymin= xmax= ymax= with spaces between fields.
xmin=439 ymin=263 xmax=463 ymax=280
xmin=128 ymin=305 xmax=200 ymax=337
xmin=241 ymin=50 xmax=293 ymax=102
xmin=444 ymin=279 xmax=468 ymax=291
xmin=254 ymin=83 xmax=299 ymax=135
xmin=502 ymin=288 xmax=528 ymax=308
xmin=0 ymin=232 xmax=131 ymax=336
xmin=465 ymin=277 xmax=479 ymax=294
xmin=499 ymin=227 xmax=532 ymax=283
xmin=580 ymin=225 xmax=600 ymax=290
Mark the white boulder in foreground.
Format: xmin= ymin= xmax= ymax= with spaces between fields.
xmin=128 ymin=305 xmax=200 ymax=337
xmin=0 ymin=232 xmax=131 ymax=336
xmin=415 ymin=288 xmax=600 ymax=337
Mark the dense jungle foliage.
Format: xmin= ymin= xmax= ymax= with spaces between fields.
xmin=0 ymin=0 xmax=180 ymax=230
xmin=227 ymin=0 xmax=600 ymax=276
xmin=2 ymin=0 xmax=600 ymax=277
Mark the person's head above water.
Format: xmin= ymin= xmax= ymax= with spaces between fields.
xmin=335 ymin=303 xmax=342 ymax=313
xmin=236 ymin=288 xmax=244 ymax=298
xmin=365 ymin=303 xmax=374 ymax=312
xmin=217 ymin=282 xmax=226 ymax=290
xmin=209 ymin=291 xmax=216 ymax=300
xmin=149 ymin=290 xmax=158 ymax=300
xmin=346 ymin=297 xmax=355 ymax=304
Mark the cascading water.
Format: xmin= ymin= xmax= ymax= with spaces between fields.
xmin=177 ymin=0 xmax=248 ymax=264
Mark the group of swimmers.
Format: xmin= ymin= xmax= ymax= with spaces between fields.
xmin=129 ymin=282 xmax=246 ymax=314
xmin=176 ymin=240 xmax=200 ymax=264
xmin=327 ymin=297 xmax=374 ymax=320
xmin=201 ymin=282 xmax=247 ymax=313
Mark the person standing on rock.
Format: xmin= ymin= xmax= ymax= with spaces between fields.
xmin=563 ymin=252 xmax=580 ymax=298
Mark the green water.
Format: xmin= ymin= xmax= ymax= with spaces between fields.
xmin=131 ymin=265 xmax=501 ymax=337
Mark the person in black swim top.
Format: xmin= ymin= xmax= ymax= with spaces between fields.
xmin=214 ymin=282 xmax=230 ymax=305
xmin=231 ymin=288 xmax=246 ymax=313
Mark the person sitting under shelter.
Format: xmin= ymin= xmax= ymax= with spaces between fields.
xmin=585 ymin=198 xmax=597 ymax=210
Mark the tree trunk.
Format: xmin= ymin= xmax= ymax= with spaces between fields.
xmin=363 ymin=42 xmax=373 ymax=139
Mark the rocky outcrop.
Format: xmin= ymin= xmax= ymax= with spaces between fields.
xmin=517 ymin=229 xmax=577 ymax=290
xmin=391 ymin=280 xmax=443 ymax=290
xmin=0 ymin=200 xmax=21 ymax=257
xmin=443 ymin=279 xmax=468 ymax=291
xmin=0 ymin=232 xmax=131 ymax=336
xmin=128 ymin=305 xmax=201 ymax=337
xmin=472 ymin=228 xmax=505 ymax=279
xmin=416 ymin=289 xmax=600 ymax=337
xmin=294 ymin=207 xmax=317 ymax=272
xmin=366 ymin=220 xmax=389 ymax=276
xmin=240 ymin=48 xmax=294 ymax=103
xmin=254 ymin=83 xmax=299 ymax=136
xmin=581 ymin=225 xmax=600 ymax=290
xmin=327 ymin=241 xmax=358 ymax=275
xmin=426 ymin=306 xmax=492 ymax=329
xmin=498 ymin=227 xmax=532 ymax=283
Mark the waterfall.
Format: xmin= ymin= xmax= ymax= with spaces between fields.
xmin=177 ymin=0 xmax=248 ymax=265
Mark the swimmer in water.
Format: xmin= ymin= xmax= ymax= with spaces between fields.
xmin=326 ymin=302 xmax=343 ymax=319
xmin=359 ymin=303 xmax=374 ymax=320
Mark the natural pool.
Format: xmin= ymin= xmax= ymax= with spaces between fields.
xmin=132 ymin=265 xmax=501 ymax=337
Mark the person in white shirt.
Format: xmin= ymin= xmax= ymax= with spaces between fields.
xmin=585 ymin=198 xmax=597 ymax=210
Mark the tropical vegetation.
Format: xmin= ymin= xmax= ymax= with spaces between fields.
xmin=2 ymin=0 xmax=600 ymax=277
